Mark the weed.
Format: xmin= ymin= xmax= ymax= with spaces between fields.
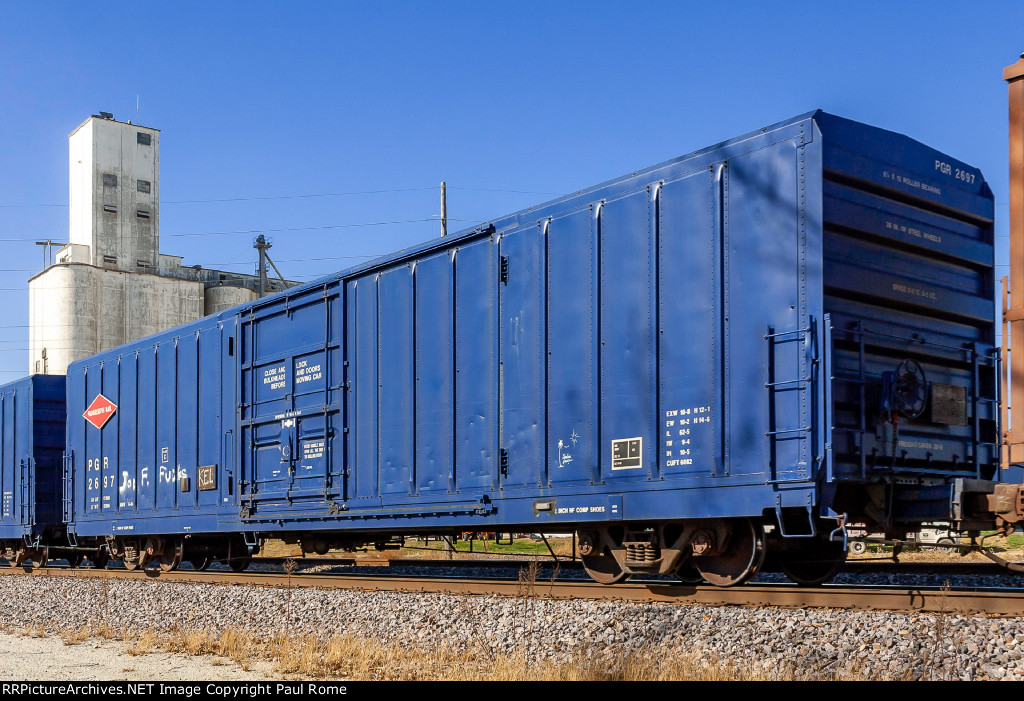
xmin=927 ymin=579 xmax=953 ymax=680
xmin=283 ymin=558 xmax=297 ymax=634
xmin=61 ymin=627 xmax=91 ymax=646
xmin=548 ymin=560 xmax=562 ymax=596
xmin=515 ymin=558 xmax=541 ymax=649
xmin=126 ymin=630 xmax=158 ymax=656
xmin=516 ymin=558 xmax=540 ymax=599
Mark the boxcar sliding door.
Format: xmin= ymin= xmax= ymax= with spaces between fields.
xmin=238 ymin=282 xmax=345 ymax=516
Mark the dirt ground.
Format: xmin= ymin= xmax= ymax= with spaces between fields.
xmin=0 ymin=633 xmax=277 ymax=681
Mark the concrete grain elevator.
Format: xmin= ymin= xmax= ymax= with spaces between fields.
xmin=29 ymin=114 xmax=291 ymax=375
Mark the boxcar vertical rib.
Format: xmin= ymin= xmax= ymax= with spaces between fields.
xmin=1 ymin=393 xmax=6 ymax=525
xmin=134 ymin=351 xmax=140 ymax=514
xmin=650 ymin=183 xmax=661 ymax=483
xmin=494 ymin=233 xmax=503 ymax=492
xmin=2 ymin=395 xmax=8 ymax=526
xmin=326 ymin=284 xmax=334 ymax=503
xmin=540 ymin=221 xmax=547 ymax=489
xmin=592 ymin=202 xmax=602 ymax=485
xmin=173 ymin=339 xmax=179 ymax=512
xmin=410 ymin=264 xmax=417 ymax=497
xmin=541 ymin=219 xmax=550 ymax=489
xmin=115 ymin=355 xmax=121 ymax=515
xmin=373 ymin=273 xmax=381 ymax=499
xmin=347 ymin=281 xmax=356 ymax=504
xmin=100 ymin=362 xmax=106 ymax=513
xmin=450 ymin=248 xmax=458 ymax=495
xmin=194 ymin=330 xmax=201 ymax=510
xmin=715 ymin=162 xmax=728 ymax=478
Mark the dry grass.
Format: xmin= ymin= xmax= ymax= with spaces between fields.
xmin=60 ymin=626 xmax=92 ymax=646
xmin=848 ymin=546 xmax=1021 ymax=563
xmin=259 ymin=541 xmax=303 ymax=558
xmin=40 ymin=621 xmax=892 ymax=681
xmin=125 ymin=630 xmax=158 ymax=656
xmin=258 ymin=536 xmax=578 ymax=561
xmin=847 ymin=532 xmax=1024 ymax=562
xmin=267 ymin=636 xmax=814 ymax=681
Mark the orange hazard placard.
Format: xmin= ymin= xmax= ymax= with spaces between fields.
xmin=83 ymin=394 xmax=118 ymax=429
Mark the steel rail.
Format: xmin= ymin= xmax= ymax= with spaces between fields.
xmin=1 ymin=565 xmax=1023 ymax=616
xmin=250 ymin=555 xmax=1024 ymax=578
xmin=8 ymin=553 xmax=1024 ymax=578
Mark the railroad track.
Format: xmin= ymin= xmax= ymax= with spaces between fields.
xmin=7 ymin=551 xmax=1024 ymax=579
xmin=3 ymin=561 xmax=1024 ymax=616
xmin=8 ymin=552 xmax=1024 ymax=578
xmin=252 ymin=555 xmax=1024 ymax=578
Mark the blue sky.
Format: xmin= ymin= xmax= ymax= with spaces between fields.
xmin=0 ymin=1 xmax=1022 ymax=379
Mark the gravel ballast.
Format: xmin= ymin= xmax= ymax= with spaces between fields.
xmin=3 ymin=575 xmax=1024 ymax=680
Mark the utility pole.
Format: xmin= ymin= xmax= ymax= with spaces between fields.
xmin=440 ymin=181 xmax=447 ymax=237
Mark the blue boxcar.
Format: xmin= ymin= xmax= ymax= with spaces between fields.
xmin=64 ymin=111 xmax=1006 ymax=583
xmin=0 ymin=375 xmax=66 ymax=564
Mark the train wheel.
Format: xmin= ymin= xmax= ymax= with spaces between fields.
xmin=780 ymin=556 xmax=845 ymax=586
xmin=693 ymin=518 xmax=765 ymax=587
xmin=578 ymin=530 xmax=628 ymax=584
xmin=158 ymin=539 xmax=183 ymax=572
xmin=228 ymin=556 xmax=251 ymax=573
xmin=90 ymin=550 xmax=109 ymax=569
xmin=673 ymin=563 xmax=705 ymax=585
xmin=158 ymin=552 xmax=181 ymax=572
xmin=779 ymin=539 xmax=847 ymax=586
xmin=9 ymin=548 xmax=28 ymax=567
xmin=848 ymin=541 xmax=867 ymax=555
xmin=31 ymin=548 xmax=48 ymax=568
xmin=189 ymin=557 xmax=212 ymax=571
xmin=580 ymin=552 xmax=628 ymax=584
xmin=66 ymin=553 xmax=84 ymax=568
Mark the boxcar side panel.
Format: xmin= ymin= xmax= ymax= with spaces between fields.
xmin=177 ymin=334 xmax=199 ymax=508
xmin=30 ymin=376 xmax=66 ymax=532
xmin=156 ymin=343 xmax=178 ymax=512
xmin=414 ymin=253 xmax=455 ymax=493
xmin=547 ymin=207 xmax=597 ymax=487
xmin=727 ymin=138 xmax=810 ymax=481
xmin=454 ymin=238 xmax=497 ymax=492
xmin=658 ymin=169 xmax=717 ymax=480
xmin=67 ymin=317 xmax=235 ymax=536
xmin=0 ymin=376 xmax=66 ymax=541
xmin=136 ymin=349 xmax=157 ymax=513
xmin=499 ymin=224 xmax=545 ymax=490
xmin=197 ymin=330 xmax=222 ymax=509
xmin=117 ymin=354 xmax=139 ymax=512
xmin=599 ymin=189 xmax=656 ymax=485
xmin=377 ymin=266 xmax=415 ymax=497
xmin=218 ymin=318 xmax=240 ymax=515
xmin=349 ymin=275 xmax=380 ymax=505
xmin=0 ymin=387 xmax=20 ymax=532
xmin=230 ymin=116 xmax=824 ymax=528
